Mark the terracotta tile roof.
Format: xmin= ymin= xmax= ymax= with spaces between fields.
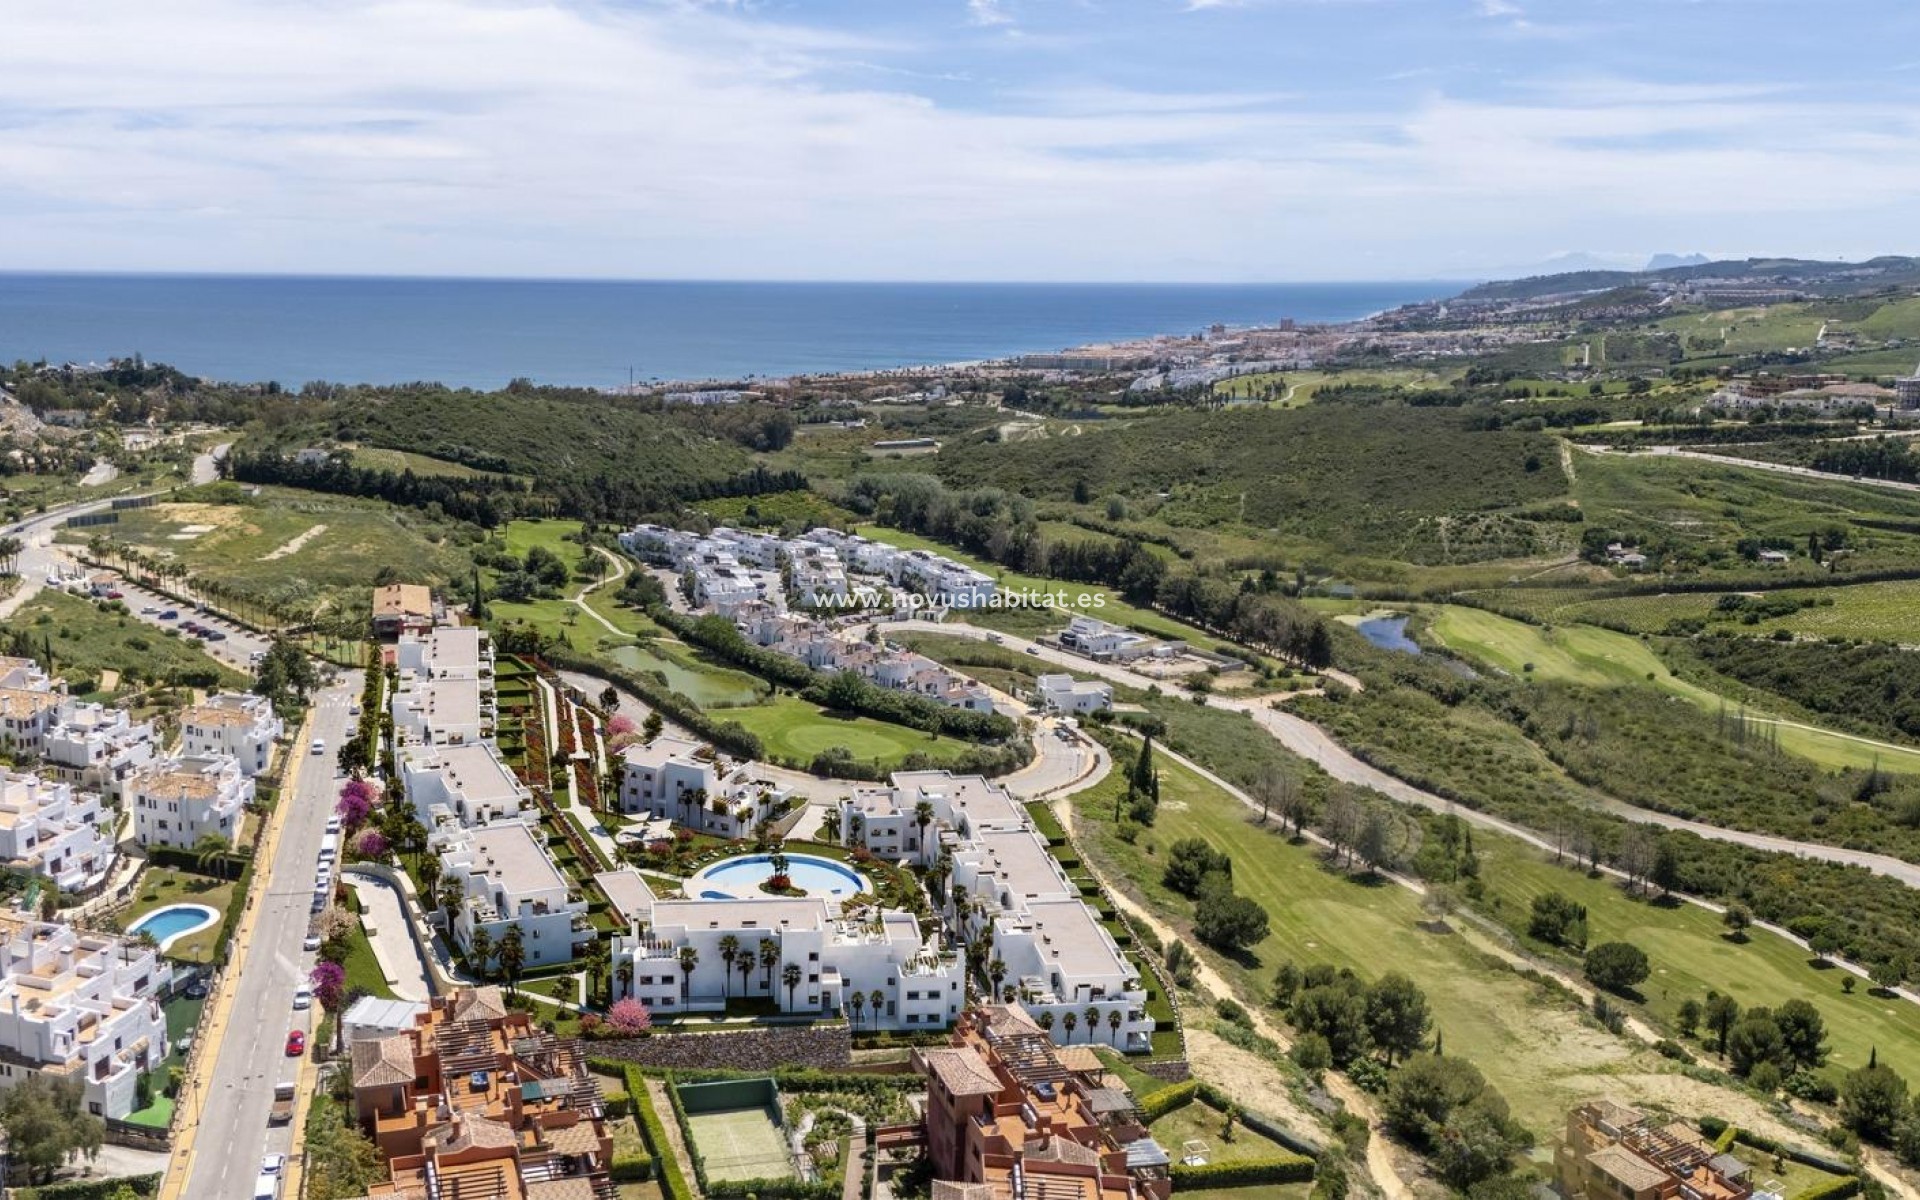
xmin=1025 ymin=1135 xmax=1103 ymax=1167
xmin=932 ymin=1184 xmax=996 ymax=1200
xmin=426 ymin=1113 xmax=518 ymax=1154
xmin=977 ymin=1004 xmax=1045 ymax=1038
xmin=352 ymin=1034 xmax=417 ymax=1088
xmin=1589 ymin=1144 xmax=1671 ymax=1194
xmin=452 ymin=985 xmax=508 ymax=1023
xmin=921 ymin=1047 xmax=1002 ymax=1097
xmin=527 ymin=1181 xmax=597 ymax=1200
xmin=545 ymin=1122 xmax=602 ymax=1155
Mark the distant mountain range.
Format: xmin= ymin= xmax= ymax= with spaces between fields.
xmin=1455 ymin=255 xmax=1920 ymax=303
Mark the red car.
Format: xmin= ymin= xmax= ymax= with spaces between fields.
xmin=285 ymin=1030 xmax=306 ymax=1056
xmin=105 ymin=590 xmax=124 ymax=600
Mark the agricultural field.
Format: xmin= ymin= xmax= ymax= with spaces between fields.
xmin=1065 ymin=751 xmax=1749 ymax=1137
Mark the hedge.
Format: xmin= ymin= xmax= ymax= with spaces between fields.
xmin=16 ymin=1176 xmax=163 ymax=1200
xmin=1195 ymin=1081 xmax=1324 ymax=1158
xmin=1170 ymin=1155 xmax=1316 ymax=1188
xmin=624 ymin=1064 xmax=692 ymax=1200
xmin=1139 ymin=1079 xmax=1199 ymax=1123
xmin=1698 ymin=1119 xmax=1857 ymax=1177
xmin=1790 ymin=1177 xmax=1862 ymax=1200
xmin=144 ymin=844 xmax=251 ymax=879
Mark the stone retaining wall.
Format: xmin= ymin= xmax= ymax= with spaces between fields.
xmin=591 ymin=1024 xmax=852 ymax=1071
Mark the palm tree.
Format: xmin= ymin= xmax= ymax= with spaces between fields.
xmin=913 ymin=800 xmax=934 ymax=856
xmin=988 ymin=957 xmax=1006 ymax=997
xmin=497 ymin=926 xmax=526 ymax=994
xmin=677 ymin=945 xmax=699 ymax=1001
xmin=736 ymin=954 xmax=753 ymax=998
xmin=584 ymin=939 xmax=611 ymax=1007
xmin=1107 ymin=1009 xmax=1122 ymax=1045
xmin=1062 ymin=1011 xmax=1077 ymax=1042
xmin=469 ymin=926 xmax=494 ymax=980
xmin=1037 ymin=1011 xmax=1055 ymax=1033
xmin=759 ymin=939 xmax=779 ymax=993
xmin=718 ymin=935 xmax=741 ymax=1001
xmin=849 ymin=991 xmax=866 ymax=1028
xmin=1084 ymin=1007 xmax=1100 ymax=1045
xmin=616 ymin=961 xmax=634 ymax=1001
xmin=782 ymin=963 xmax=803 ymax=1012
xmin=869 ymin=988 xmax=885 ymax=1028
xmin=822 ymin=807 xmax=842 ymax=844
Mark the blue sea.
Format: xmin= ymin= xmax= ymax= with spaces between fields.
xmin=0 ymin=273 xmax=1459 ymax=390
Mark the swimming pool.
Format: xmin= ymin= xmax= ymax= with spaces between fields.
xmin=691 ymin=853 xmax=870 ymax=900
xmin=127 ymin=903 xmax=220 ymax=952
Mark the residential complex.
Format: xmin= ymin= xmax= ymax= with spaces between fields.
xmin=349 ymin=986 xmax=614 ymax=1200
xmin=0 ymin=914 xmax=170 ymax=1119
xmin=608 ymin=873 xmax=961 ymax=1027
xmin=129 ymin=753 xmax=254 ymax=850
xmin=917 ymin=1006 xmax=1169 ymax=1200
xmin=1035 ymin=673 xmax=1113 ymax=715
xmin=0 ymin=773 xmax=115 ymax=892
xmin=1556 ymin=1100 xmax=1754 ymax=1200
xmin=433 ymin=820 xmax=590 ymax=970
xmin=40 ymin=700 xmax=157 ymax=800
xmin=841 ymin=772 xmax=1153 ymax=1051
xmin=401 ymin=741 xmax=533 ymax=832
xmin=178 ymin=692 xmax=284 ymax=776
xmin=614 ymin=734 xmax=792 ymax=838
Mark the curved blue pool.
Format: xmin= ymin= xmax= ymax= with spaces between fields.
xmin=128 ymin=903 xmax=219 ymax=952
xmin=691 ymin=853 xmax=870 ymax=900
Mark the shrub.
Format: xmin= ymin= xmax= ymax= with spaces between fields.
xmin=1139 ymin=1080 xmax=1199 ymax=1123
xmin=1170 ymin=1155 xmax=1315 ymax=1188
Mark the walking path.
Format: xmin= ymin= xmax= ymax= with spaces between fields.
xmin=344 ymin=871 xmax=432 ymax=1001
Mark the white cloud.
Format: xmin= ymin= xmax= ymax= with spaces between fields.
xmin=967 ymin=0 xmax=1015 ymax=26
xmin=0 ymin=0 xmax=1917 ymax=281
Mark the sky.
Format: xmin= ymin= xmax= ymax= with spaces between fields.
xmin=3 ymin=0 xmax=1919 ymax=283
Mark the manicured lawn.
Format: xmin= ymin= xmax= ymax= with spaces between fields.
xmin=1469 ymin=833 xmax=1920 ymax=1084
xmin=723 ymin=694 xmax=979 ymax=770
xmin=1069 ymin=752 xmax=1681 ymax=1135
xmin=1151 ymin=1099 xmax=1297 ymax=1166
xmin=340 ymin=915 xmax=398 ymax=999
xmin=116 ymin=867 xmax=237 ymax=965
xmin=1426 ymin=604 xmax=1920 ymax=773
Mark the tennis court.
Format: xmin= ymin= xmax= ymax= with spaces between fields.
xmin=677 ymin=1079 xmax=794 ymax=1183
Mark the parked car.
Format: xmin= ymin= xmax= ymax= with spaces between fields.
xmin=261 ymin=1154 xmax=286 ymax=1177
xmin=302 ymin=934 xmax=322 ymax=952
xmin=285 ymin=1030 xmax=306 ymax=1056
xmin=140 ymin=605 xmax=159 ymax=615
xmin=158 ymin=610 xmax=178 ymax=620
xmin=104 ymin=590 xmax=124 ymax=600
xmin=311 ymin=738 xmax=326 ymax=755
xmin=292 ymin=986 xmax=312 ymax=1010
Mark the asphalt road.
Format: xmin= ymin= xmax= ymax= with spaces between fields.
xmin=180 ymin=676 xmax=356 ymax=1200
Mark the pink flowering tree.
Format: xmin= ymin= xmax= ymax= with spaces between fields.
xmin=607 ymin=714 xmax=636 ymax=737
xmin=352 ymin=829 xmax=389 ymax=860
xmin=311 ymin=960 xmax=347 ymax=1048
xmin=337 ymin=777 xmax=378 ymax=830
xmin=607 ymin=998 xmax=652 ymax=1035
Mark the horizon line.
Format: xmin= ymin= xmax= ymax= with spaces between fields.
xmin=0 ymin=266 xmax=1479 ymax=288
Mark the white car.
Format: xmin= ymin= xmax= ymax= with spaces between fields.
xmin=303 ymin=934 xmax=322 ymax=952
xmin=261 ymin=1154 xmax=286 ymax=1177
xmin=292 ymin=986 xmax=312 ymax=1010
xmin=310 ymin=738 xmax=326 ymax=755
xmin=325 ymin=817 xmax=341 ymax=834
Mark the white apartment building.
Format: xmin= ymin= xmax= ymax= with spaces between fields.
xmin=0 ymin=915 xmax=169 ymax=1118
xmin=616 ymin=736 xmax=791 ymax=838
xmin=0 ymin=774 xmax=115 ymax=892
xmin=129 ymin=754 xmax=253 ymax=850
xmin=1059 ymin=615 xmax=1150 ymax=661
xmin=0 ymin=687 xmax=63 ymax=757
xmin=0 ymin=657 xmax=52 ymax=691
xmin=611 ymin=883 xmax=961 ymax=1029
xmin=179 ymin=692 xmax=284 ymax=776
xmin=1035 ymin=674 xmax=1114 ymax=715
xmin=841 ymin=771 xmax=1152 ymax=1052
xmin=390 ymin=675 xmax=492 ymax=748
xmin=787 ymin=541 xmax=851 ymax=608
xmin=399 ymin=742 xmax=533 ymax=832
xmin=41 ymin=701 xmax=157 ymax=800
xmin=434 ymin=821 xmax=588 ymax=969
xmin=391 ymin=625 xmax=494 ymax=682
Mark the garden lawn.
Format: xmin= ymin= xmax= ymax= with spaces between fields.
xmin=1426 ymin=604 xmax=1920 ymax=773
xmin=1467 ymin=833 xmax=1920 ymax=1084
xmin=117 ymin=868 xmax=237 ymax=964
xmin=723 ymin=694 xmax=979 ymax=770
xmin=341 ymin=916 xmax=398 ymax=999
xmin=1150 ymin=1099 xmax=1297 ymax=1166
xmin=1069 ymin=754 xmax=1679 ymax=1136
